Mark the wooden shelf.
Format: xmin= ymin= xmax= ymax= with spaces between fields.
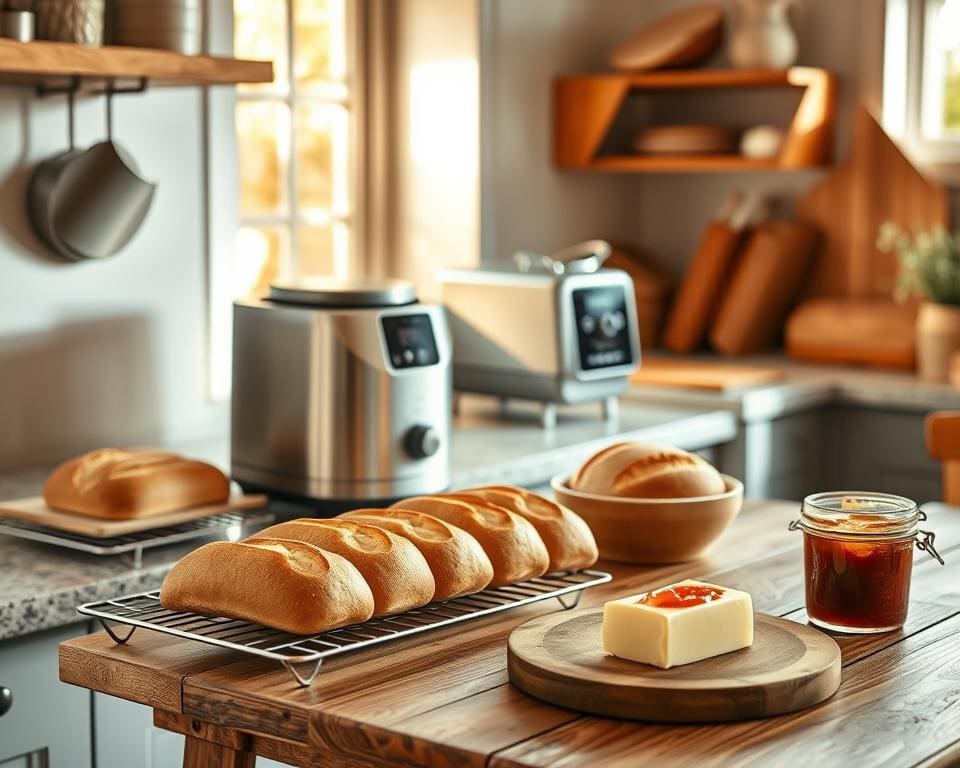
xmin=554 ymin=67 xmax=837 ymax=173
xmin=0 ymin=39 xmax=273 ymax=87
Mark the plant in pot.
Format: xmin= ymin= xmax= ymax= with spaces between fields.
xmin=878 ymin=222 xmax=960 ymax=382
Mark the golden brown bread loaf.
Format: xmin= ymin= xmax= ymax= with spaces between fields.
xmin=393 ymin=496 xmax=549 ymax=586
xmin=571 ymin=442 xmax=726 ymax=499
xmin=159 ymin=539 xmax=374 ymax=634
xmin=339 ymin=508 xmax=494 ymax=600
xmin=457 ymin=486 xmax=598 ymax=572
xmin=250 ymin=519 xmax=435 ymax=615
xmin=43 ymin=448 xmax=230 ymax=519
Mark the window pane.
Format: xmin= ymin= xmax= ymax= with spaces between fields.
xmin=237 ymin=101 xmax=290 ymax=218
xmin=297 ymin=222 xmax=349 ymax=276
xmin=235 ymin=226 xmax=289 ymax=298
xmin=946 ymin=49 xmax=960 ymax=134
xmin=296 ymin=103 xmax=349 ymax=215
xmin=235 ymin=0 xmax=289 ymax=92
xmin=294 ymin=0 xmax=346 ymax=87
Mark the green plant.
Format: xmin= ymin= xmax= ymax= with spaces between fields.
xmin=878 ymin=222 xmax=960 ymax=306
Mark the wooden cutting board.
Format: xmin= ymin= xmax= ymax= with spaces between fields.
xmin=508 ymin=608 xmax=841 ymax=722
xmin=0 ymin=493 xmax=268 ymax=538
xmin=630 ymin=359 xmax=785 ymax=391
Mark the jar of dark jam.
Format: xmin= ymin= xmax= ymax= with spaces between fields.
xmin=790 ymin=492 xmax=944 ymax=634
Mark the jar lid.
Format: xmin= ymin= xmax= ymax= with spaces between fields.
xmin=800 ymin=491 xmax=919 ymax=538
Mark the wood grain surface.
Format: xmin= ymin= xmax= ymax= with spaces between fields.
xmin=631 ymin=359 xmax=785 ymax=391
xmin=58 ymin=500 xmax=960 ymax=768
xmin=0 ymin=493 xmax=267 ymax=537
xmin=507 ymin=610 xmax=840 ymax=722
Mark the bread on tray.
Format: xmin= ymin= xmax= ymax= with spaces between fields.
xmin=339 ymin=508 xmax=495 ymax=600
xmin=456 ymin=486 xmax=598 ymax=572
xmin=250 ymin=519 xmax=435 ymax=615
xmin=571 ymin=441 xmax=725 ymax=499
xmin=159 ymin=539 xmax=375 ymax=634
xmin=43 ymin=448 xmax=230 ymax=519
xmin=392 ymin=495 xmax=549 ymax=586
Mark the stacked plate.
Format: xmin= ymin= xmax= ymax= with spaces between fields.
xmin=110 ymin=0 xmax=201 ymax=54
xmin=631 ymin=125 xmax=737 ymax=156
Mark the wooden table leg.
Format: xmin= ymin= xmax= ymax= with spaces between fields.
xmin=183 ymin=734 xmax=256 ymax=768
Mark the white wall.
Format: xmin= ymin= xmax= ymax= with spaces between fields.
xmin=0 ymin=87 xmax=227 ymax=470
xmin=480 ymin=0 xmax=889 ymax=276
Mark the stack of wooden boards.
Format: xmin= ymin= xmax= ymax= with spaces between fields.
xmin=160 ymin=486 xmax=600 ymax=635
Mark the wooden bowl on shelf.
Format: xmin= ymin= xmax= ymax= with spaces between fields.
xmin=631 ymin=125 xmax=738 ymax=156
xmin=551 ymin=474 xmax=743 ymax=564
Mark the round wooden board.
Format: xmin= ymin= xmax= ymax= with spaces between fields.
xmin=508 ymin=608 xmax=841 ymax=722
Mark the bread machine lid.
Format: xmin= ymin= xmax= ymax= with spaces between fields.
xmin=269 ymin=277 xmax=417 ymax=308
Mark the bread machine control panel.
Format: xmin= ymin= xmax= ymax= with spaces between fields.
xmin=382 ymin=313 xmax=440 ymax=369
xmin=572 ymin=286 xmax=635 ymax=371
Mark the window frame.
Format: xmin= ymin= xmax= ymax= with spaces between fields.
xmin=884 ymin=0 xmax=960 ymax=164
xmin=204 ymin=0 xmax=368 ymax=401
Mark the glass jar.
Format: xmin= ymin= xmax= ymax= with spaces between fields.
xmin=790 ymin=492 xmax=944 ymax=634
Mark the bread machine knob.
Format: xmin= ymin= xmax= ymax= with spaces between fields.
xmin=404 ymin=425 xmax=440 ymax=459
xmin=0 ymin=686 xmax=11 ymax=717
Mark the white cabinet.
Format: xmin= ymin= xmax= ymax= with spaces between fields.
xmin=0 ymin=624 xmax=92 ymax=768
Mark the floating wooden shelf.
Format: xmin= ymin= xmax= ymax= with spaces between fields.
xmin=554 ymin=67 xmax=837 ymax=172
xmin=0 ymin=39 xmax=273 ymax=87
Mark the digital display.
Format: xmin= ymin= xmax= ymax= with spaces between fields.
xmin=382 ymin=313 xmax=439 ymax=369
xmin=572 ymin=287 xmax=634 ymax=371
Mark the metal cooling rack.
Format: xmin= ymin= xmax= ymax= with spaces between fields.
xmin=78 ymin=569 xmax=612 ymax=686
xmin=0 ymin=511 xmax=275 ymax=568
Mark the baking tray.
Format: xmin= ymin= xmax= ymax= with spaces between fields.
xmin=78 ymin=569 xmax=612 ymax=686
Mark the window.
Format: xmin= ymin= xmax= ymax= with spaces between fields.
xmin=232 ymin=0 xmax=357 ymax=298
xmin=884 ymin=0 xmax=960 ymax=159
xmin=920 ymin=0 xmax=960 ymax=138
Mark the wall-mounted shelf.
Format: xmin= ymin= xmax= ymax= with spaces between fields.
xmin=0 ymin=39 xmax=272 ymax=87
xmin=554 ymin=67 xmax=837 ymax=172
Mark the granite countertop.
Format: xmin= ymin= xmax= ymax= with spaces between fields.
xmin=624 ymin=354 xmax=960 ymax=422
xmin=0 ymin=396 xmax=736 ymax=642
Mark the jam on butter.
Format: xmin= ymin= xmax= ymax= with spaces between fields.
xmin=638 ymin=584 xmax=725 ymax=608
xmin=791 ymin=492 xmax=943 ymax=634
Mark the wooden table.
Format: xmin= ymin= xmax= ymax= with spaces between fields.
xmin=59 ymin=500 xmax=960 ymax=768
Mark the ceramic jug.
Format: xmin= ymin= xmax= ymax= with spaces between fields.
xmin=728 ymin=0 xmax=798 ymax=69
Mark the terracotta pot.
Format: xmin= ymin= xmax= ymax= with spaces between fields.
xmin=917 ymin=302 xmax=960 ymax=382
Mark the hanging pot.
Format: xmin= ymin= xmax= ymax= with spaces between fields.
xmin=26 ymin=89 xmax=156 ymax=261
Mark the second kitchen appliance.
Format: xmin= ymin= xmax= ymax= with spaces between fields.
xmin=440 ymin=241 xmax=640 ymax=427
xmin=231 ymin=278 xmax=452 ymax=507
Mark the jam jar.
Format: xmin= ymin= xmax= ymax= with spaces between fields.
xmin=790 ymin=492 xmax=944 ymax=634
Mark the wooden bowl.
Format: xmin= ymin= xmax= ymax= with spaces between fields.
xmin=551 ymin=474 xmax=744 ymax=564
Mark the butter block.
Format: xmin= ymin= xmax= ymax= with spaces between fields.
xmin=602 ymin=579 xmax=753 ymax=668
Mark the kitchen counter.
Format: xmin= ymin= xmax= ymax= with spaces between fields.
xmin=57 ymin=501 xmax=960 ymax=767
xmin=625 ymin=354 xmax=960 ymax=422
xmin=0 ymin=396 xmax=736 ymax=642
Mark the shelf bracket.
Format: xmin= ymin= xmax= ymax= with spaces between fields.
xmin=36 ymin=76 xmax=82 ymax=98
xmin=35 ymin=76 xmax=149 ymax=98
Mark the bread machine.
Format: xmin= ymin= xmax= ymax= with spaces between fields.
xmin=439 ymin=241 xmax=640 ymax=427
xmin=231 ymin=278 xmax=452 ymax=506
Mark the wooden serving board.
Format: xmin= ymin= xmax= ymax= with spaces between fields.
xmin=0 ymin=493 xmax=268 ymax=538
xmin=630 ymin=359 xmax=785 ymax=391
xmin=508 ymin=607 xmax=840 ymax=722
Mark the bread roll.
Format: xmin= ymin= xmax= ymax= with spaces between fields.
xmin=159 ymin=539 xmax=374 ymax=634
xmin=340 ymin=508 xmax=494 ymax=600
xmin=457 ymin=486 xmax=598 ymax=572
xmin=393 ymin=496 xmax=549 ymax=586
xmin=571 ymin=442 xmax=726 ymax=499
xmin=43 ymin=448 xmax=230 ymax=520
xmin=250 ymin=519 xmax=435 ymax=615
